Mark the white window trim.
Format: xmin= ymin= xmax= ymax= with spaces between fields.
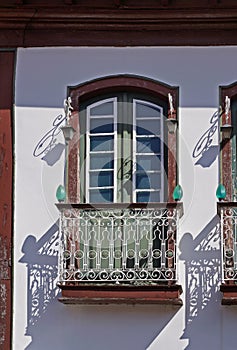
xmin=132 ymin=99 xmax=164 ymax=203
xmin=86 ymin=97 xmax=117 ymax=203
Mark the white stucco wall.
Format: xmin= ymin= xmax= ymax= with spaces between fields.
xmin=13 ymin=47 xmax=237 ymax=350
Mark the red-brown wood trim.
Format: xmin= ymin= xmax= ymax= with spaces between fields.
xmin=221 ymin=140 xmax=232 ymax=201
xmin=67 ymin=110 xmax=80 ymax=203
xmin=67 ymin=75 xmax=179 ymax=203
xmin=1 ymin=3 xmax=237 ymax=47
xmin=167 ymin=132 xmax=177 ymax=202
xmin=167 ymin=90 xmax=178 ymax=202
xmin=3 ymin=0 xmax=237 ymax=9
xmin=220 ymin=82 xmax=237 ymax=103
xmin=3 ymin=29 xmax=237 ymax=47
xmin=69 ymin=75 xmax=178 ymax=110
xmin=0 ymin=51 xmax=15 ymax=350
xmin=56 ymin=202 xmax=183 ymax=211
xmin=217 ymin=201 xmax=237 ymax=213
xmin=58 ymin=284 xmax=183 ymax=305
xmin=219 ymin=84 xmax=237 ymax=201
xmin=220 ymin=284 xmax=237 ymax=305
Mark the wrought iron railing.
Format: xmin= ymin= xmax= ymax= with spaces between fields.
xmin=56 ymin=203 xmax=183 ymax=285
xmin=218 ymin=202 xmax=237 ymax=282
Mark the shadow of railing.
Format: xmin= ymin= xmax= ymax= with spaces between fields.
xmin=180 ymin=216 xmax=222 ymax=349
xmin=19 ymin=220 xmax=184 ymax=350
xmin=19 ymin=222 xmax=60 ymax=336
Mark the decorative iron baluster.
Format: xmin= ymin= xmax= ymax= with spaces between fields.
xmin=57 ymin=204 xmax=182 ymax=284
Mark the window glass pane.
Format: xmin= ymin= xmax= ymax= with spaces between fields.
xmin=90 ymin=118 xmax=114 ymax=133
xmin=84 ymin=95 xmax=166 ymax=204
xmin=136 ymin=191 xmax=150 ymax=203
xmin=90 ymin=136 xmax=114 ymax=151
xmin=136 ymin=191 xmax=160 ymax=203
xmin=150 ymin=173 xmax=161 ymax=189
xmin=90 ymin=101 xmax=114 ymax=116
xmin=136 ymin=155 xmax=161 ymax=171
xmin=149 ymin=191 xmax=160 ymax=202
xmin=136 ymin=102 xmax=161 ymax=118
xmin=90 ymin=154 xmax=114 ymax=170
xmin=136 ymin=120 xmax=161 ymax=135
xmin=89 ymin=189 xmax=113 ymax=203
xmin=136 ymin=172 xmax=150 ymax=189
xmin=90 ymin=171 xmax=114 ymax=187
xmin=136 ymin=172 xmax=161 ymax=190
xmin=137 ymin=137 xmax=161 ymax=153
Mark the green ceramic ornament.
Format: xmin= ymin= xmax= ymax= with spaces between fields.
xmin=173 ymin=185 xmax=183 ymax=201
xmin=56 ymin=185 xmax=66 ymax=202
xmin=216 ymin=184 xmax=226 ymax=200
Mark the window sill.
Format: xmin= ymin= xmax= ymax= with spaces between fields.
xmin=220 ymin=284 xmax=237 ymax=305
xmin=58 ymin=283 xmax=183 ymax=305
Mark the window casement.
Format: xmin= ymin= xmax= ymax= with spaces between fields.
xmin=81 ymin=93 xmax=166 ymax=204
xmin=218 ymin=82 xmax=237 ymax=304
xmin=56 ymin=75 xmax=183 ymax=305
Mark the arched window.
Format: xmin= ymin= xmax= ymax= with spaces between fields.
xmin=57 ymin=75 xmax=182 ymax=304
xmin=80 ymin=93 xmax=167 ymax=204
xmin=67 ymin=75 xmax=179 ymax=204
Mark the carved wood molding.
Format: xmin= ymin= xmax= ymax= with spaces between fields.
xmin=67 ymin=75 xmax=179 ymax=203
xmin=1 ymin=3 xmax=237 ymax=46
xmin=1 ymin=8 xmax=237 ymax=30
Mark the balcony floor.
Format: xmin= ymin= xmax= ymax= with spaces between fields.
xmin=58 ymin=283 xmax=183 ymax=305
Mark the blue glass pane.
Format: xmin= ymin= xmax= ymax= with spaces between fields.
xmin=90 ymin=171 xmax=114 ymax=187
xmin=136 ymin=173 xmax=161 ymax=190
xmin=150 ymin=173 xmax=161 ymax=189
xmin=152 ymin=173 xmax=162 ymax=188
xmin=136 ymin=173 xmax=150 ymax=189
xmin=136 ymin=103 xmax=161 ymax=118
xmin=136 ymin=192 xmax=150 ymax=203
xmin=90 ymin=154 xmax=114 ymax=170
xmin=136 ymin=155 xmax=161 ymax=171
xmin=90 ymin=136 xmax=114 ymax=151
xmin=136 ymin=191 xmax=160 ymax=203
xmin=136 ymin=120 xmax=160 ymax=135
xmin=149 ymin=191 xmax=160 ymax=202
xmin=137 ymin=137 xmax=161 ymax=153
xmin=90 ymin=118 xmax=114 ymax=133
xmin=89 ymin=189 xmax=113 ymax=203
xmin=90 ymin=101 xmax=114 ymax=116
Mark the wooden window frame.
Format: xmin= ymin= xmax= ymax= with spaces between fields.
xmin=219 ymin=83 xmax=237 ymax=304
xmin=58 ymin=75 xmax=182 ymax=305
xmin=85 ymin=97 xmax=117 ymax=203
xmin=81 ymin=94 xmax=166 ymax=204
xmin=66 ymin=74 xmax=179 ymax=204
xmin=219 ymin=83 xmax=237 ymax=201
xmin=133 ymin=98 xmax=165 ymax=203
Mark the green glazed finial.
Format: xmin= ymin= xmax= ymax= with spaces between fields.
xmin=173 ymin=185 xmax=183 ymax=201
xmin=56 ymin=185 xmax=66 ymax=202
xmin=216 ymin=184 xmax=226 ymax=200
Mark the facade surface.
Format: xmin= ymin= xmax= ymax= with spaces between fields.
xmin=1 ymin=1 xmax=237 ymax=350
xmin=12 ymin=46 xmax=235 ymax=350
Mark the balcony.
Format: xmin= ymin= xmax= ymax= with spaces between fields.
xmin=56 ymin=202 xmax=183 ymax=305
xmin=218 ymin=202 xmax=237 ymax=304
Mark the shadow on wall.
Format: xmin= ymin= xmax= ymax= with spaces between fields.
xmin=32 ymin=114 xmax=66 ymax=166
xmin=192 ymin=109 xmax=220 ymax=168
xmin=179 ymin=216 xmax=222 ymax=349
xmin=19 ymin=223 xmax=181 ymax=350
xmin=19 ymin=222 xmax=60 ymax=337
